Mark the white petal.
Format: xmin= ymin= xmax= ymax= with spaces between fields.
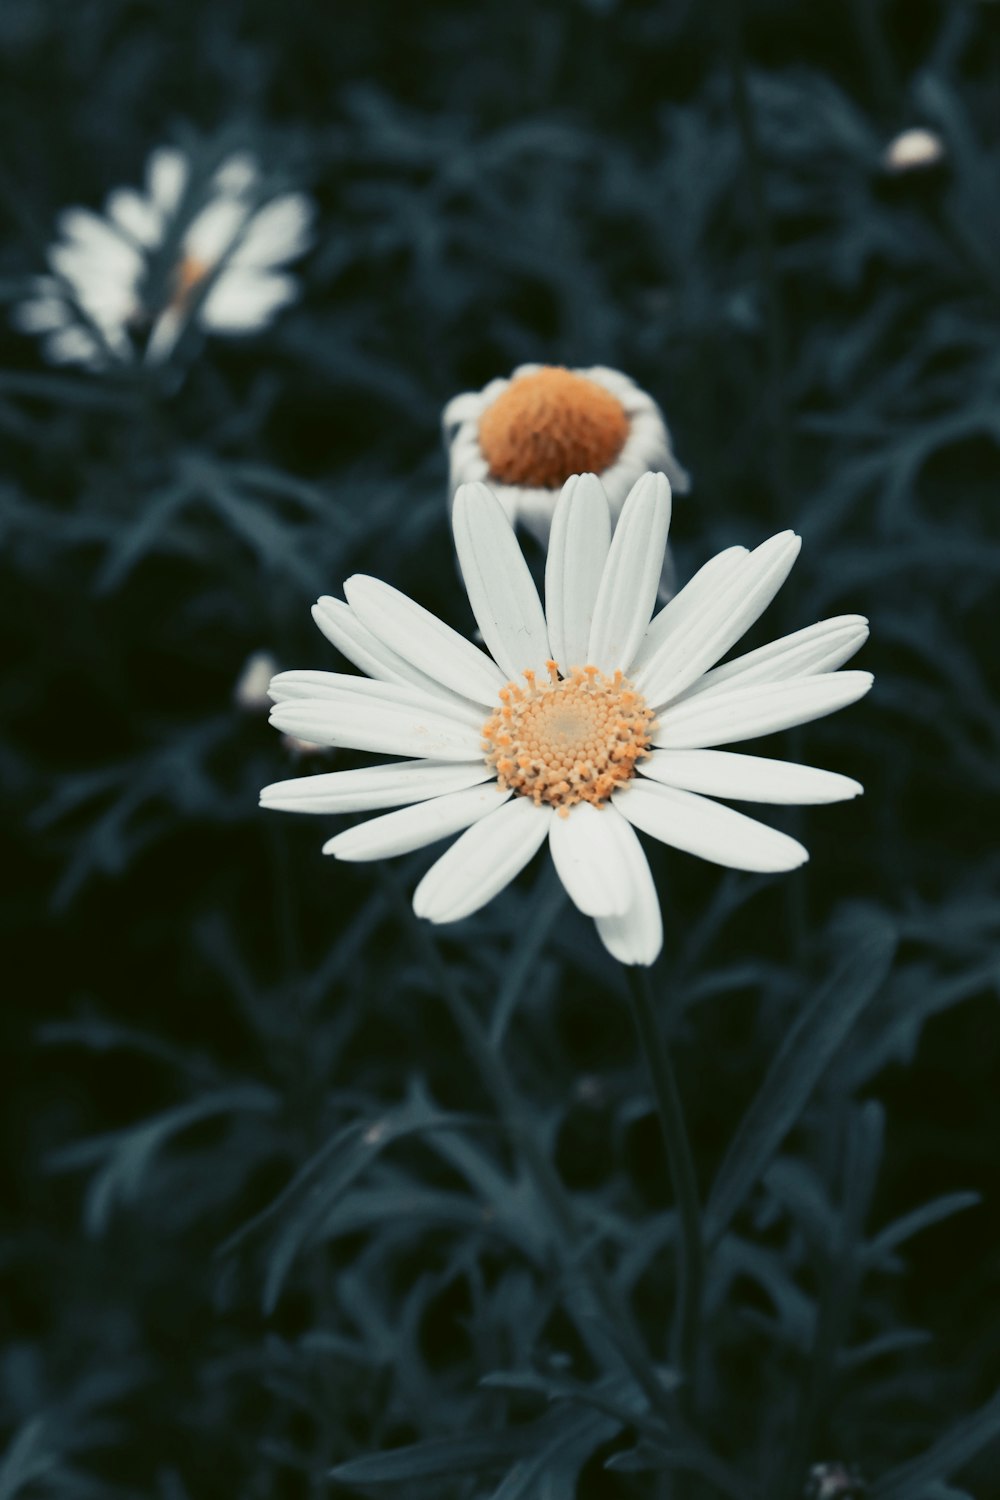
xmin=56 ymin=207 xmax=137 ymax=263
xmin=442 ymin=390 xmax=484 ymax=439
xmin=582 ymin=365 xmax=647 ymax=406
xmin=231 ymin=194 xmax=314 ymax=268
xmin=50 ymin=236 xmax=141 ymax=294
xmin=269 ymin=697 xmax=482 ymax=761
xmin=512 ymin=484 xmax=560 ymax=541
xmin=11 ymin=295 xmax=71 ymax=333
xmin=344 ymin=575 xmax=507 ymax=706
xmin=147 ymin=147 xmax=189 ymax=214
xmin=414 ymin=797 xmax=552 ymax=923
xmin=617 ymin=781 xmax=808 ymax=873
xmin=587 ymin=473 xmax=672 ymax=673
xmin=631 ymin=547 xmax=750 ymax=674
xmin=324 ymin=783 xmax=511 ymax=861
xmin=452 ymin=482 xmax=551 ymax=681
xmin=144 ymin=308 xmax=186 ymax=363
xmin=544 ymin=474 xmax=612 ymax=670
xmin=640 ymin=750 xmax=863 ymax=804
xmin=183 ymin=198 xmax=248 ymax=264
xmin=636 ymin=532 xmax=801 ymax=708
xmin=311 ymin=597 xmax=484 ymax=719
xmin=42 ymin=326 xmax=103 ymax=366
xmin=594 ymin=813 xmax=662 ymax=966
xmin=105 ymin=188 xmax=163 ymax=248
xmin=654 ymin=671 xmax=874 ymax=749
xmin=261 ymin=760 xmax=493 ymax=814
xmin=267 ymin=669 xmax=484 ymax=727
xmin=199 ymin=269 xmax=297 ymax=332
xmin=674 ymin=616 xmax=870 ymax=704
xmin=448 ymin=435 xmax=492 ymax=494
xmin=548 ymin=802 xmax=635 ymax=917
xmin=212 ymin=153 xmax=258 ymax=196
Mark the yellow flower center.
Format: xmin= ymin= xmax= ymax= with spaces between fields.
xmin=482 ymin=660 xmax=655 ymax=814
xmin=478 ymin=367 xmax=630 ymax=489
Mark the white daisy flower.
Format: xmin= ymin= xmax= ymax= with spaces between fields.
xmin=12 ymin=146 xmax=314 ymax=369
xmin=443 ymin=364 xmax=690 ymax=550
xmin=261 ymin=472 xmax=871 ymax=967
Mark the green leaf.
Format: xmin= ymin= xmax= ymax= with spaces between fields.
xmin=865 ymin=1192 xmax=981 ymax=1268
xmin=331 ymin=1400 xmax=621 ymax=1498
xmin=872 ymin=1388 xmax=1000 ymax=1499
xmin=486 ymin=1403 xmax=619 ymax=1500
xmin=604 ymin=1438 xmax=753 ymax=1500
xmin=47 ymin=1084 xmax=278 ymax=1235
xmin=0 ymin=1421 xmax=58 ymax=1500
xmin=704 ymin=917 xmax=896 ymax=1244
xmin=219 ymin=1082 xmax=486 ymax=1314
xmin=330 ymin=1430 xmax=534 ymax=1483
xmin=839 ymin=1328 xmax=933 ymax=1370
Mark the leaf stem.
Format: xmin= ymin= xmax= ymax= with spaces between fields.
xmin=625 ymin=966 xmax=704 ymax=1409
xmin=380 ymin=866 xmax=677 ymax=1426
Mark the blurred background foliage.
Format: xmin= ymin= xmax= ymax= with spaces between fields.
xmin=2 ymin=0 xmax=1000 ymax=1496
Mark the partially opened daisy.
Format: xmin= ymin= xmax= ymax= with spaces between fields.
xmin=12 ymin=146 xmax=313 ymax=369
xmin=444 ymin=364 xmax=690 ymax=551
xmin=261 ymin=472 xmax=872 ymax=967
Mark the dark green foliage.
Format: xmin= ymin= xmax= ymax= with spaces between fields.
xmin=2 ymin=2 xmax=1000 ymax=1496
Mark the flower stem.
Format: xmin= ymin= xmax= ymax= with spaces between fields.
xmin=380 ymin=866 xmax=676 ymax=1425
xmin=625 ymin=966 xmax=704 ymax=1410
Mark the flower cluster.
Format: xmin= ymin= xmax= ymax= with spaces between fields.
xmin=13 ymin=146 xmax=313 ymax=368
xmin=14 ymin=141 xmax=871 ymax=969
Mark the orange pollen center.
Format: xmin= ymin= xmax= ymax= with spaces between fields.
xmin=169 ymin=254 xmax=212 ymax=311
xmin=482 ymin=660 xmax=656 ymax=814
xmin=478 ymin=367 xmax=630 ymax=489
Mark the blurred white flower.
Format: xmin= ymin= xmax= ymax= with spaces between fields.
xmin=262 ymin=471 xmax=871 ymax=967
xmin=12 ymin=146 xmax=314 ymax=369
xmin=881 ymin=127 xmax=945 ymax=174
xmin=234 ymin=650 xmax=280 ymax=713
xmin=280 ymin=734 xmax=329 ymax=758
xmin=443 ymin=365 xmax=690 ymax=555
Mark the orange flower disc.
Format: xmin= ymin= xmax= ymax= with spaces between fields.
xmin=482 ymin=661 xmax=655 ymax=814
xmin=478 ymin=367 xmax=630 ymax=489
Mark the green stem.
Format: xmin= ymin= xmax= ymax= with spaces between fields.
xmin=625 ymin=967 xmax=704 ymax=1409
xmin=380 ymin=867 xmax=676 ymax=1426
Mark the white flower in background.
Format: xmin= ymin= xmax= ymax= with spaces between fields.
xmin=262 ymin=471 xmax=871 ymax=967
xmin=882 ymin=126 xmax=945 ymax=174
xmin=443 ymin=364 xmax=690 ymax=553
xmin=12 ymin=146 xmax=313 ymax=369
xmin=234 ymin=650 xmax=280 ymax=713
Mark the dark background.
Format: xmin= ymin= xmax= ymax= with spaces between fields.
xmin=2 ymin=1 xmax=999 ymax=1496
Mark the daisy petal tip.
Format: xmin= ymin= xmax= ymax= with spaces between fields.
xmin=321 ymin=833 xmax=359 ymax=859
xmin=411 ymin=888 xmax=436 ymax=922
xmin=626 ymin=469 xmax=673 ymax=514
xmin=772 ymin=529 xmax=801 ymax=560
xmin=454 ymin=478 xmax=498 ymax=513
